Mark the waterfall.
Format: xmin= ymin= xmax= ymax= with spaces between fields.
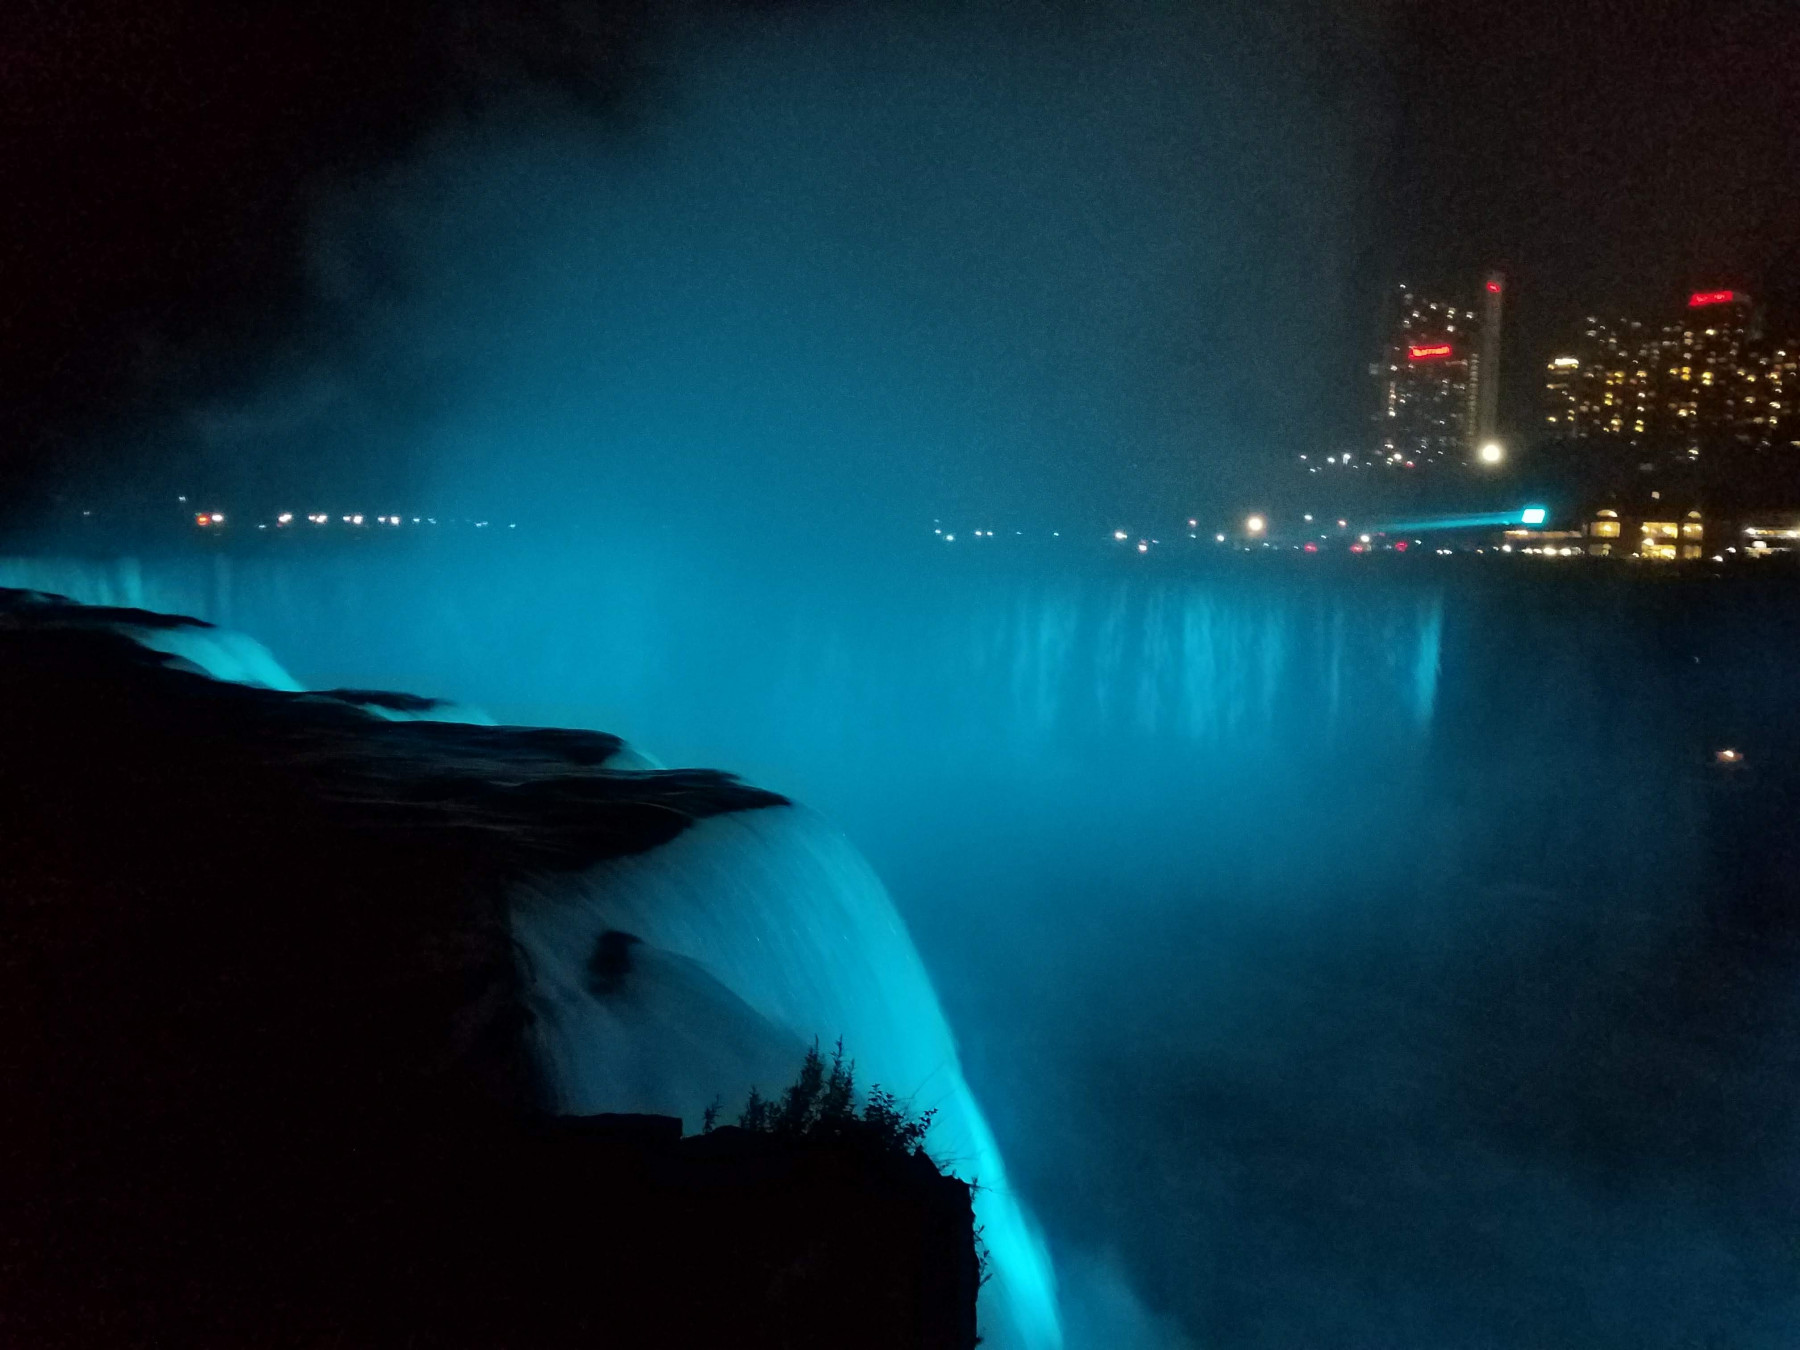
xmin=513 ymin=807 xmax=1063 ymax=1348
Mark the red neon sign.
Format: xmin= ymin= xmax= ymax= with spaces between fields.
xmin=1688 ymin=290 xmax=1736 ymax=308
xmin=1408 ymin=344 xmax=1453 ymax=360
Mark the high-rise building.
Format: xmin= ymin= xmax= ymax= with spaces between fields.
xmin=1542 ymin=289 xmax=1800 ymax=504
xmin=1543 ymin=354 xmax=1584 ymax=436
xmin=1474 ymin=272 xmax=1505 ymax=446
xmin=1663 ymin=290 xmax=1757 ymax=461
xmin=1544 ymin=316 xmax=1663 ymax=448
xmin=1374 ymin=284 xmax=1483 ymax=467
xmin=1744 ymin=340 xmax=1799 ymax=450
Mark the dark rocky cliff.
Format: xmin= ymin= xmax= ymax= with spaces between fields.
xmin=0 ymin=589 xmax=977 ymax=1348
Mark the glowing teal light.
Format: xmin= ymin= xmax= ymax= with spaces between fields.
xmin=1370 ymin=506 xmax=1554 ymax=534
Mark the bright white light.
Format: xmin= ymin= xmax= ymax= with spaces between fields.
xmin=944 ymin=533 xmax=955 ymax=542
xmin=1359 ymin=534 xmax=1371 ymax=544
xmin=276 ymin=512 xmax=293 ymax=525
xmin=209 ymin=513 xmax=224 ymax=524
xmin=1113 ymin=530 xmax=1128 ymax=541
xmin=1303 ymin=514 xmax=1313 ymax=522
xmin=1337 ymin=519 xmax=1347 ymax=528
xmin=1136 ymin=541 xmax=1149 ymax=553
xmin=1187 ymin=518 xmax=1198 ymax=528
xmin=1215 ymin=533 xmax=1226 ymax=543
xmin=1521 ymin=507 xmax=1548 ymax=526
xmin=1478 ymin=441 xmax=1504 ymax=465
xmin=1245 ymin=515 xmax=1266 ymax=534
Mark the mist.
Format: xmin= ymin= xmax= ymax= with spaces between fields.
xmin=15 ymin=1 xmax=1800 ymax=1346
xmin=162 ymin=0 xmax=1370 ymax=537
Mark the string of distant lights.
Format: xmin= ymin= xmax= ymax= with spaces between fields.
xmin=189 ymin=509 xmax=512 ymax=530
xmin=934 ymin=506 xmax=1553 ymax=554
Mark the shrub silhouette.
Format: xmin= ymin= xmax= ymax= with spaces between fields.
xmin=709 ymin=1039 xmax=937 ymax=1158
xmin=710 ymin=1040 xmax=992 ymax=1306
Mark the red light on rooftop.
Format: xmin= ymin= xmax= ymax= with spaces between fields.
xmin=1486 ymin=280 xmax=1501 ymax=294
xmin=1303 ymin=542 xmax=1318 ymax=553
xmin=1688 ymin=290 xmax=1736 ymax=308
xmin=1408 ymin=343 xmax=1453 ymax=361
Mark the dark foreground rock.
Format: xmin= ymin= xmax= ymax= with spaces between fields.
xmin=0 ymin=590 xmax=978 ymax=1348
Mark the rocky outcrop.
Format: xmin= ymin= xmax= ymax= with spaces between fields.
xmin=0 ymin=589 xmax=976 ymax=1347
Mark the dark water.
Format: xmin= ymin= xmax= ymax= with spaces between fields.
xmin=8 ymin=545 xmax=1798 ymax=1346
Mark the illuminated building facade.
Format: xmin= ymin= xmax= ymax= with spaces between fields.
xmin=1374 ymin=284 xmax=1485 ymax=467
xmin=1579 ymin=507 xmax=1705 ymax=561
xmin=1543 ymin=290 xmax=1800 ymax=504
xmin=1665 ymin=290 xmax=1758 ymax=460
xmin=1742 ymin=341 xmax=1799 ymax=449
xmin=1543 ymin=317 xmax=1661 ymax=449
xmin=1543 ymin=354 xmax=1583 ymax=434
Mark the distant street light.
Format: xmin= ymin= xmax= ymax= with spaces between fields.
xmin=1478 ymin=441 xmax=1505 ymax=465
xmin=1245 ymin=514 xmax=1266 ymax=535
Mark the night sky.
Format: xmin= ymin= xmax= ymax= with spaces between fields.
xmin=1379 ymin=0 xmax=1800 ymax=432
xmin=2 ymin=0 xmax=1796 ymax=517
